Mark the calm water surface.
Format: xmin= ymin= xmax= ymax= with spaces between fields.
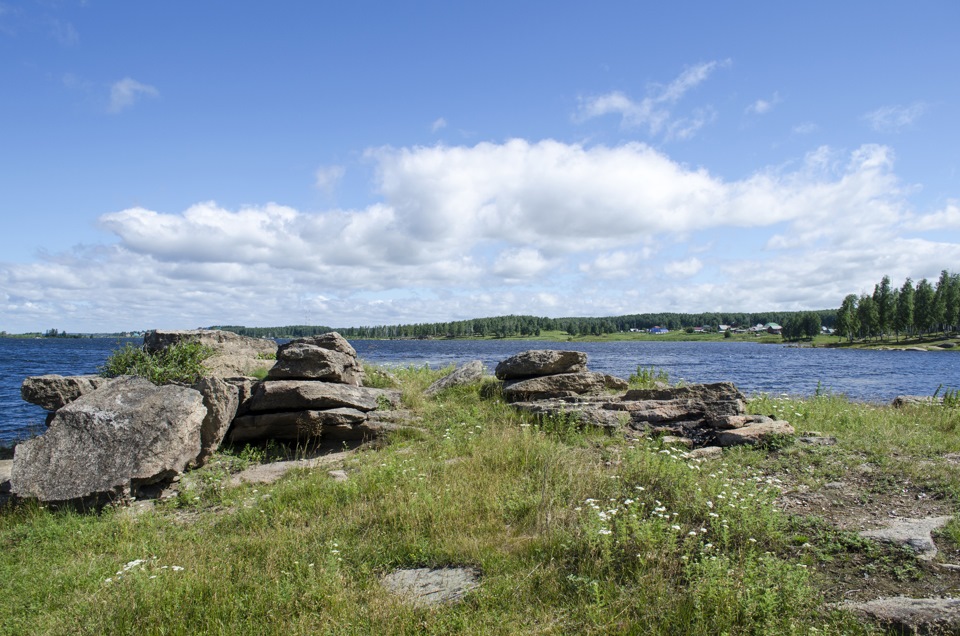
xmin=2 ymin=337 xmax=958 ymax=445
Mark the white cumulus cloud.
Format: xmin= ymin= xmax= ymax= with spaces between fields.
xmin=108 ymin=77 xmax=159 ymax=113
xmin=2 ymin=138 xmax=956 ymax=332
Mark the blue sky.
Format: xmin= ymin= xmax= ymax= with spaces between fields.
xmin=2 ymin=1 xmax=959 ymax=332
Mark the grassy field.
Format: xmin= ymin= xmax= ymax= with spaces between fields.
xmin=2 ymin=367 xmax=960 ymax=634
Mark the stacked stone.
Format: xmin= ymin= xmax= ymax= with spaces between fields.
xmin=499 ymin=349 xmax=794 ymax=448
xmin=227 ymin=332 xmax=402 ymax=444
xmin=495 ymin=350 xmax=628 ymax=403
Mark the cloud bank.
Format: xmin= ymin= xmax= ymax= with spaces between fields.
xmin=2 ymin=139 xmax=958 ymax=332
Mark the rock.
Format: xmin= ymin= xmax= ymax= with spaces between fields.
xmin=502 ymin=371 xmax=609 ymax=402
xmin=688 ymin=446 xmax=723 ymax=460
xmin=248 ymin=380 xmax=400 ymax=413
xmin=289 ymin=332 xmax=357 ymax=357
xmin=708 ymin=414 xmax=774 ymax=430
xmin=840 ymin=596 xmax=960 ymax=634
xmin=223 ymin=376 xmax=260 ymax=415
xmin=143 ymin=329 xmax=277 ymax=377
xmin=623 ymin=382 xmax=746 ymax=404
xmin=228 ymin=408 xmax=369 ymax=444
xmin=267 ymin=342 xmax=363 ymax=385
xmin=0 ymin=459 xmax=11 ymax=494
xmin=603 ymin=374 xmax=629 ymax=391
xmin=20 ymin=374 xmax=112 ymax=411
xmin=661 ymin=435 xmax=693 ymax=447
xmin=798 ymin=435 xmax=836 ymax=446
xmin=11 ymin=377 xmax=207 ymax=503
xmin=382 ymin=567 xmax=480 ymax=606
xmin=715 ymin=421 xmax=794 ymax=447
xmin=229 ymin=449 xmax=353 ymax=486
xmin=892 ymin=395 xmax=942 ymax=407
xmin=859 ymin=516 xmax=953 ymax=560
xmin=328 ymin=470 xmax=348 ymax=482
xmin=495 ymin=350 xmax=587 ymax=380
xmin=193 ymin=377 xmax=240 ymax=465
xmin=424 ymin=360 xmax=486 ymax=396
xmin=511 ymin=399 xmax=628 ymax=429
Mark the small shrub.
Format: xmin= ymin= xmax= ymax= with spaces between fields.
xmin=99 ymin=341 xmax=215 ymax=385
xmin=628 ymin=365 xmax=670 ymax=389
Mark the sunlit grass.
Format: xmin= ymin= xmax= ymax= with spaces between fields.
xmin=6 ymin=367 xmax=960 ymax=633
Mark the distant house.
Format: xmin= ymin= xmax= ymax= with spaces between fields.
xmin=763 ymin=322 xmax=782 ymax=335
xmin=718 ymin=324 xmax=731 ymax=332
xmin=649 ymin=326 xmax=670 ymax=335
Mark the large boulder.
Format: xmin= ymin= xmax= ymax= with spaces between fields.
xmin=248 ymin=380 xmax=401 ymax=413
xmin=20 ymin=374 xmax=112 ymax=411
xmin=267 ymin=341 xmax=363 ymax=385
xmin=228 ymin=408 xmax=371 ymax=444
xmin=502 ymin=372 xmax=609 ymax=402
xmin=193 ymin=377 xmax=240 ymax=466
xmin=424 ymin=360 xmax=486 ymax=396
xmin=495 ymin=350 xmax=587 ymax=380
xmin=10 ymin=377 xmax=207 ymax=503
xmin=143 ymin=329 xmax=277 ymax=377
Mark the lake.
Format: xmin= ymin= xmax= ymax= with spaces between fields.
xmin=1 ymin=336 xmax=958 ymax=445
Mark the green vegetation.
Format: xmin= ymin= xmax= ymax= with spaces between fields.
xmin=836 ymin=271 xmax=960 ymax=343
xmin=98 ymin=341 xmax=215 ymax=385
xmin=212 ymin=309 xmax=837 ymax=340
xmin=4 ymin=367 xmax=960 ymax=633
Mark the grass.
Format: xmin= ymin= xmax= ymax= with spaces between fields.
xmin=4 ymin=367 xmax=960 ymax=633
xmin=98 ymin=340 xmax=216 ymax=385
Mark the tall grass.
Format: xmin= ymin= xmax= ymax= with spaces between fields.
xmin=5 ymin=367 xmax=947 ymax=633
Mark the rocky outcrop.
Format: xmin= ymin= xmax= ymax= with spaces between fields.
xmin=495 ymin=350 xmax=587 ymax=380
xmin=500 ymin=351 xmax=792 ymax=449
xmin=267 ymin=334 xmax=363 ymax=385
xmin=840 ymin=596 xmax=960 ymax=634
xmin=247 ymin=380 xmax=400 ymax=413
xmin=20 ymin=374 xmax=112 ymax=411
xmin=11 ymin=377 xmax=208 ymax=503
xmin=224 ymin=333 xmax=402 ymax=444
xmin=144 ymin=329 xmax=277 ymax=377
xmin=892 ymin=395 xmax=943 ymax=408
xmin=424 ymin=360 xmax=486 ymax=396
xmin=503 ymin=372 xmax=610 ymax=402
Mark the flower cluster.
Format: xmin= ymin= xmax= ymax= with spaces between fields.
xmin=104 ymin=557 xmax=184 ymax=584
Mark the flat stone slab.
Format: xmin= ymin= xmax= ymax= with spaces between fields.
xmin=715 ymin=421 xmax=794 ymax=447
xmin=229 ymin=451 xmax=352 ymax=486
xmin=860 ymin=516 xmax=953 ymax=560
xmin=840 ymin=596 xmax=960 ymax=634
xmin=381 ymin=567 xmax=480 ymax=606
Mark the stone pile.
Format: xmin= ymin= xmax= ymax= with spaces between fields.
xmin=10 ymin=329 xmax=401 ymax=505
xmin=498 ymin=350 xmax=793 ymax=448
xmin=495 ymin=350 xmax=628 ymax=402
xmin=227 ymin=332 xmax=402 ymax=445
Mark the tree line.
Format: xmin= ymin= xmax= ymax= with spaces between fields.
xmin=213 ymin=309 xmax=837 ymax=340
xmin=835 ymin=270 xmax=960 ymax=342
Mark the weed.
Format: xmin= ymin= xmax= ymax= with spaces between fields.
xmin=99 ymin=341 xmax=215 ymax=385
xmin=628 ymin=365 xmax=670 ymax=389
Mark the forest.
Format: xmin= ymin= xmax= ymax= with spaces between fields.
xmin=834 ymin=270 xmax=960 ymax=342
xmin=212 ymin=309 xmax=837 ymax=340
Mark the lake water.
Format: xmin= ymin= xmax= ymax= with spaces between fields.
xmin=1 ymin=337 xmax=958 ymax=445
